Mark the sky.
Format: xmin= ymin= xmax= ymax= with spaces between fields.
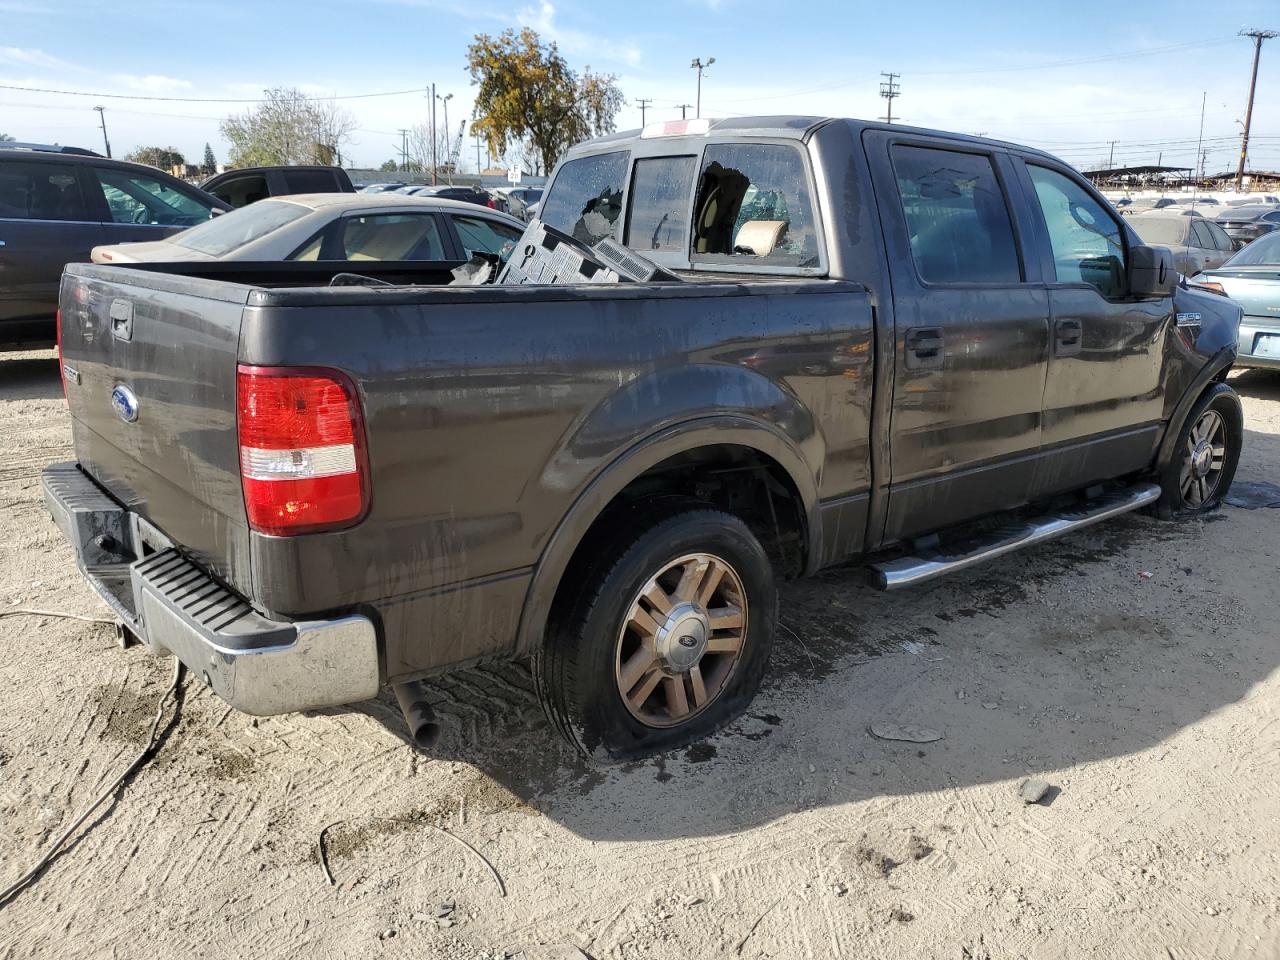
xmin=1 ymin=0 xmax=1277 ymax=176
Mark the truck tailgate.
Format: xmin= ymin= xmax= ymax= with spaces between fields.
xmin=58 ymin=264 xmax=253 ymax=591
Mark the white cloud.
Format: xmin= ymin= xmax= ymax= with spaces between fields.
xmin=518 ymin=1 xmax=642 ymax=68
xmin=0 ymin=47 xmax=72 ymax=71
xmin=109 ymin=74 xmax=194 ymax=94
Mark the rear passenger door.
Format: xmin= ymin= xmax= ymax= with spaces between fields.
xmin=864 ymin=133 xmax=1050 ymax=542
xmin=1014 ymin=160 xmax=1171 ymax=498
xmin=0 ymin=157 xmax=102 ymax=326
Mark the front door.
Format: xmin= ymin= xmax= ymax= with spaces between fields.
xmin=864 ymin=133 xmax=1051 ymax=543
xmin=1013 ymin=160 xmax=1172 ymax=498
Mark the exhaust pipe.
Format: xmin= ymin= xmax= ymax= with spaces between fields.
xmin=392 ymin=680 xmax=441 ymax=751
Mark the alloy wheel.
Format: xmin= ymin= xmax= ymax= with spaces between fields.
xmin=1180 ymin=408 xmax=1227 ymax=508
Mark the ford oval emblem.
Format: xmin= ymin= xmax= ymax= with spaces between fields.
xmin=110 ymin=384 xmax=139 ymax=423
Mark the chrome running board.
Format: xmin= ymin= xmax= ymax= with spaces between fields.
xmin=869 ymin=482 xmax=1161 ymax=590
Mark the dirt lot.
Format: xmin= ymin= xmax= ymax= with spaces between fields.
xmin=1 ymin=347 xmax=1278 ymax=959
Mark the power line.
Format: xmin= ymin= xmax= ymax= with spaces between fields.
xmin=0 ymin=81 xmax=427 ymax=103
xmin=635 ymin=97 xmax=652 ymax=125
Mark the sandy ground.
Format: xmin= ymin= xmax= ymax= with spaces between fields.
xmin=1 ymin=346 xmax=1278 ymax=960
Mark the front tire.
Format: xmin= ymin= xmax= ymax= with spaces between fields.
xmin=533 ymin=504 xmax=777 ymax=760
xmin=1156 ymin=383 xmax=1242 ymax=519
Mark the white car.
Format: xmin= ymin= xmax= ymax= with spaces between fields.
xmin=91 ymin=193 xmax=526 ymax=264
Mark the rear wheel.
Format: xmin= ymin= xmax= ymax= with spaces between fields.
xmin=534 ymin=504 xmax=776 ymax=760
xmin=1156 ymin=383 xmax=1242 ymax=519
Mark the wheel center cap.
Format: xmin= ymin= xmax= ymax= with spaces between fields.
xmin=655 ymin=602 xmax=710 ymax=673
xmin=1191 ymin=440 xmax=1213 ymax=478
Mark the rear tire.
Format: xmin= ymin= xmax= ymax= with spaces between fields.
xmin=1155 ymin=383 xmax=1242 ymax=519
xmin=533 ymin=502 xmax=777 ymax=760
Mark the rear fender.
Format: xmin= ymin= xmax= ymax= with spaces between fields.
xmin=516 ymin=413 xmax=822 ymax=656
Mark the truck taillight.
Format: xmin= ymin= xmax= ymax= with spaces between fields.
xmin=236 ymin=364 xmax=369 ymax=535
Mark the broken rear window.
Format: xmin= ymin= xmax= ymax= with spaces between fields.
xmin=540 ymin=151 xmax=628 ymax=246
xmin=691 ymin=143 xmax=819 ymax=267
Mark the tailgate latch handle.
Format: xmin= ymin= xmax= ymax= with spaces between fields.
xmin=109 ymin=299 xmax=134 ymax=342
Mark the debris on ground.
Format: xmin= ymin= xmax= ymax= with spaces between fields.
xmin=1019 ymin=778 xmax=1051 ymax=804
xmin=868 ymin=723 xmax=943 ymax=743
xmin=888 ymin=905 xmax=915 ymax=923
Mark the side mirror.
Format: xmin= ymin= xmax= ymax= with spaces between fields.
xmin=210 ymin=207 xmax=227 ymax=218
xmin=1128 ymin=243 xmax=1176 ymax=298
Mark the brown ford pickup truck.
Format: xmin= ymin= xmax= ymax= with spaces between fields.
xmin=44 ymin=116 xmax=1242 ymax=759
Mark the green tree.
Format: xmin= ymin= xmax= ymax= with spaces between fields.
xmin=467 ymin=28 xmax=623 ymax=175
xmin=220 ymin=87 xmax=355 ymax=167
xmin=124 ymin=146 xmax=186 ymax=170
xmin=0 ymin=133 xmax=14 ymax=142
xmin=379 ymin=159 xmax=399 ymax=172
xmin=201 ymin=143 xmax=217 ymax=175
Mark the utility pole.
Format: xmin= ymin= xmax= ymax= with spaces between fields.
xmin=1107 ymin=140 xmax=1115 ymax=168
xmin=396 ymin=128 xmax=410 ymax=171
xmin=93 ymin=105 xmax=111 ymax=158
xmin=436 ymin=91 xmax=453 ymax=180
xmin=474 ymin=131 xmax=483 ymax=174
xmin=690 ymin=57 xmax=715 ymax=119
xmin=677 ymin=103 xmax=692 ymax=119
xmin=428 ymin=83 xmax=438 ymax=185
xmin=878 ymin=72 xmax=900 ymax=124
xmin=1236 ymin=28 xmax=1277 ymax=191
xmin=635 ymin=97 xmax=653 ymax=125
xmin=1194 ymin=90 xmax=1206 ymax=189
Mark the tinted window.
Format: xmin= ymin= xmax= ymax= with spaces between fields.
xmin=1028 ymin=165 xmax=1125 ymax=298
xmin=175 ymin=199 xmax=310 ymax=256
xmin=0 ymin=160 xmax=88 ymax=221
xmin=337 ymin=213 xmax=444 ymax=260
xmin=282 ymin=169 xmax=340 ymax=194
xmin=1204 ymin=220 xmax=1234 ymax=251
xmin=210 ymin=174 xmax=269 ymax=209
xmin=94 ymin=167 xmax=212 ymax=226
xmin=452 ymin=215 xmax=522 ymax=258
xmin=1227 ymin=231 xmax=1280 ymax=265
xmin=1189 ymin=221 xmax=1214 ymax=249
xmin=625 ymin=156 xmax=695 ymax=252
xmin=692 ymin=143 xmax=819 ymax=266
xmin=541 ymin=151 xmax=628 ymax=245
xmin=892 ymin=145 xmax=1020 ymax=284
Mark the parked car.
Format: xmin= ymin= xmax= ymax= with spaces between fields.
xmin=91 ymin=193 xmax=526 ymax=264
xmin=503 ymin=187 xmax=544 ymax=221
xmin=360 ymin=183 xmax=406 ymax=194
xmin=1129 ymin=212 xmax=1235 ymax=275
xmin=1226 ymin=195 xmax=1280 ymax=206
xmin=46 ymin=116 xmax=1241 ymax=760
xmin=400 ymin=184 xmax=493 ymax=207
xmin=200 ymin=165 xmax=354 ymax=209
xmin=1193 ymin=231 xmax=1280 ymax=370
xmin=0 ymin=146 xmax=228 ymax=348
xmin=1117 ymin=197 xmax=1178 ymax=216
xmin=1214 ymin=205 xmax=1280 ymax=249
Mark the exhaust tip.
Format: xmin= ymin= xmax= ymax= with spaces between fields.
xmin=392 ymin=681 xmax=441 ymax=752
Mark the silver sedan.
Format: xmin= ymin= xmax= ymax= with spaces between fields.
xmin=91 ymin=193 xmax=526 ymax=264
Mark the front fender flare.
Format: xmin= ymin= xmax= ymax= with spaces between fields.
xmin=1155 ymin=345 xmax=1236 ymax=471
xmin=514 ymin=416 xmax=822 ymax=655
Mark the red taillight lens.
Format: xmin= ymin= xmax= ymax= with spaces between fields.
xmin=486 ymin=198 xmax=496 ymax=208
xmin=56 ymin=308 xmax=66 ymax=400
xmin=236 ymin=365 xmax=369 ymax=535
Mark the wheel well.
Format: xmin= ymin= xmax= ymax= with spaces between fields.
xmin=552 ymin=445 xmax=809 ymax=619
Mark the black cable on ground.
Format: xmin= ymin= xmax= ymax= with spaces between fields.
xmin=0 ymin=658 xmax=185 ymax=908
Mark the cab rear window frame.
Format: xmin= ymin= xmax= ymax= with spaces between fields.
xmin=543 ymin=137 xmax=829 ymax=278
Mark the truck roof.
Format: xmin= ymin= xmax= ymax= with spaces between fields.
xmin=563 ymin=115 xmax=1058 ymax=165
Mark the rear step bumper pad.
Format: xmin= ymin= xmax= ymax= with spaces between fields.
xmin=869 ymin=482 xmax=1162 ymax=590
xmin=41 ymin=462 xmax=379 ymax=715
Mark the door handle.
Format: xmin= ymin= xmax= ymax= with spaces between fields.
xmin=1055 ymin=318 xmax=1082 ymax=356
xmin=905 ymin=326 xmax=944 ymax=370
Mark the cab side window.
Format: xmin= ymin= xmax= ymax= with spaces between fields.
xmin=891 ymin=145 xmax=1021 ymax=284
xmin=1027 ymin=165 xmax=1126 ymax=299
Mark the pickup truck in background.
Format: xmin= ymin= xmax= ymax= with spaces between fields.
xmin=44 ymin=116 xmax=1242 ymax=760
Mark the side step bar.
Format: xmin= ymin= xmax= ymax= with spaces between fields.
xmin=869 ymin=482 xmax=1162 ymax=590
